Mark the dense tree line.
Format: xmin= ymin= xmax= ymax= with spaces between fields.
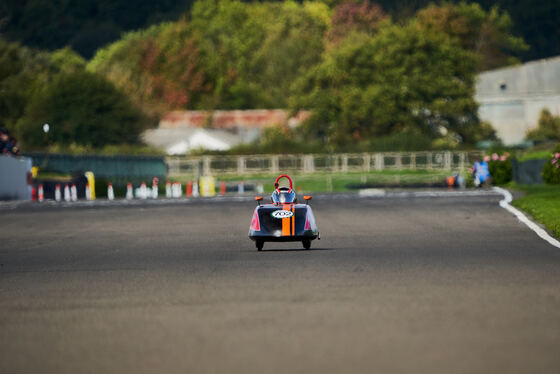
xmin=1 ymin=0 xmax=556 ymax=61
xmin=0 ymin=38 xmax=147 ymax=150
xmin=0 ymin=0 xmax=534 ymax=152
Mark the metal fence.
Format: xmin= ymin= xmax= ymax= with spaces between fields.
xmin=167 ymin=151 xmax=482 ymax=177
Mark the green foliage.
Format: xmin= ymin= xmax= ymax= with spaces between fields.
xmin=369 ymin=132 xmax=433 ymax=151
xmin=297 ymin=20 xmax=479 ymax=148
xmin=89 ymin=20 xmax=207 ymax=116
xmin=2 ymin=0 xmax=556 ymax=63
xmin=541 ymin=145 xmax=560 ymax=184
xmin=416 ymin=1 xmax=528 ymax=70
xmin=17 ymin=71 xmax=147 ymax=149
xmin=526 ymin=109 xmax=560 ymax=142
xmin=487 ymin=152 xmax=512 ymax=185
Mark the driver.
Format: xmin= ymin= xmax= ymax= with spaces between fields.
xmin=271 ymin=186 xmax=296 ymax=204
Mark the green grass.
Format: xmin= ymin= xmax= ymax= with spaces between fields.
xmin=512 ymin=184 xmax=560 ymax=239
xmin=170 ymin=170 xmax=455 ymax=193
xmin=517 ymin=150 xmax=553 ymax=162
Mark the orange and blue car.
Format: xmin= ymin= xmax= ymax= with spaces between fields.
xmin=249 ymin=174 xmax=319 ymax=251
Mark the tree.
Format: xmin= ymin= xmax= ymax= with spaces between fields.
xmin=17 ymin=71 xmax=146 ymax=149
xmin=326 ymin=1 xmax=389 ymax=44
xmin=526 ymin=109 xmax=560 ymax=142
xmin=416 ymin=2 xmax=528 ymax=70
xmin=296 ymin=22 xmax=480 ymax=148
xmin=88 ymin=20 xmax=208 ymax=116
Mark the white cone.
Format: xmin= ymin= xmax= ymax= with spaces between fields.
xmin=166 ymin=182 xmax=172 ymax=198
xmin=238 ymin=182 xmax=245 ymax=194
xmin=38 ymin=184 xmax=44 ymax=202
xmin=64 ymin=184 xmax=71 ymax=202
xmin=55 ymin=184 xmax=61 ymax=202
xmin=71 ymin=184 xmax=78 ymax=202
xmin=85 ymin=183 xmax=91 ymax=200
xmin=140 ymin=182 xmax=147 ymax=199
xmin=152 ymin=183 xmax=158 ymax=199
xmin=193 ymin=182 xmax=199 ymax=197
xmin=126 ymin=183 xmax=133 ymax=200
xmin=107 ymin=183 xmax=114 ymax=201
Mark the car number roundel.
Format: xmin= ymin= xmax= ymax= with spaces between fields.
xmin=271 ymin=210 xmax=294 ymax=219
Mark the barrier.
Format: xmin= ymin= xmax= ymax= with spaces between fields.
xmin=0 ymin=155 xmax=32 ymax=200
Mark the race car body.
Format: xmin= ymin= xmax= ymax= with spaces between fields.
xmin=248 ymin=175 xmax=319 ymax=250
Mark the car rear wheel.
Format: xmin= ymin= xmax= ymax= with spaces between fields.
xmin=256 ymin=240 xmax=264 ymax=251
xmin=302 ymin=239 xmax=311 ymax=250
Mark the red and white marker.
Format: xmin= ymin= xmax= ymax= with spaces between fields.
xmin=71 ymin=184 xmax=78 ymax=202
xmin=38 ymin=184 xmax=44 ymax=202
xmin=64 ymin=184 xmax=71 ymax=202
xmin=152 ymin=177 xmax=159 ymax=199
xmin=186 ymin=181 xmax=192 ymax=197
xmin=140 ymin=182 xmax=147 ymax=199
xmin=54 ymin=184 xmax=61 ymax=202
xmin=192 ymin=182 xmax=199 ymax=197
xmin=126 ymin=182 xmax=133 ymax=200
xmin=107 ymin=183 xmax=115 ymax=201
xmin=166 ymin=181 xmax=172 ymax=198
xmin=220 ymin=181 xmax=226 ymax=196
xmin=85 ymin=183 xmax=91 ymax=200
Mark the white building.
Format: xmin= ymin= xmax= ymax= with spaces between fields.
xmin=476 ymin=56 xmax=560 ymax=145
xmin=142 ymin=127 xmax=242 ymax=155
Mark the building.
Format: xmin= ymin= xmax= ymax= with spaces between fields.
xmin=143 ymin=109 xmax=310 ymax=155
xmin=476 ymin=56 xmax=560 ymax=145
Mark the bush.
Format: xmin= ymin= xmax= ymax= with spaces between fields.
xmin=542 ymin=145 xmax=560 ymax=184
xmin=486 ymin=152 xmax=512 ymax=185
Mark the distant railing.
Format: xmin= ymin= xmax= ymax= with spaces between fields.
xmin=166 ymin=151 xmax=482 ymax=177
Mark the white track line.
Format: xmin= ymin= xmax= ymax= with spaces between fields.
xmin=493 ymin=187 xmax=560 ymax=249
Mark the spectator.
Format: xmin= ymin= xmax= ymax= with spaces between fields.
xmin=0 ymin=128 xmax=21 ymax=156
xmin=472 ymin=157 xmax=491 ymax=187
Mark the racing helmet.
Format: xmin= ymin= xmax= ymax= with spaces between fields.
xmin=272 ymin=187 xmax=297 ymax=204
xmin=271 ymin=174 xmax=297 ymax=204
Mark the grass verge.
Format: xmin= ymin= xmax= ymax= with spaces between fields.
xmin=511 ymin=184 xmax=560 ymax=239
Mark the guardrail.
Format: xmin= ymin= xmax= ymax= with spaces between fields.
xmin=167 ymin=151 xmax=482 ymax=176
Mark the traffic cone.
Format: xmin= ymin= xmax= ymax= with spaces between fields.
xmin=257 ymin=182 xmax=264 ymax=194
xmin=238 ymin=181 xmax=245 ymax=194
xmin=31 ymin=186 xmax=37 ymax=202
xmin=85 ymin=183 xmax=91 ymax=200
xmin=38 ymin=184 xmax=44 ymax=202
xmin=193 ymin=181 xmax=199 ymax=197
xmin=186 ymin=181 xmax=192 ymax=197
xmin=140 ymin=182 xmax=147 ymax=199
xmin=64 ymin=184 xmax=71 ymax=202
xmin=126 ymin=182 xmax=133 ymax=200
xmin=166 ymin=181 xmax=172 ymax=198
xmin=152 ymin=177 xmax=158 ymax=199
xmin=54 ymin=184 xmax=61 ymax=202
xmin=71 ymin=184 xmax=78 ymax=202
xmin=107 ymin=183 xmax=115 ymax=201
xmin=178 ymin=183 xmax=183 ymax=197
xmin=220 ymin=181 xmax=226 ymax=195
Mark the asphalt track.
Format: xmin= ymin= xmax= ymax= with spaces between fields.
xmin=1 ymin=193 xmax=560 ymax=374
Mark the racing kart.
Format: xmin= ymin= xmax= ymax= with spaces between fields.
xmin=248 ymin=174 xmax=319 ymax=251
